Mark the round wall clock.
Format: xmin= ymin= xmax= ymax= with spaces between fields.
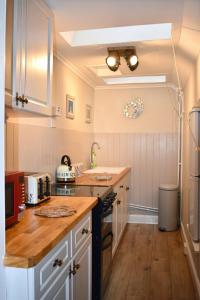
xmin=123 ymin=97 xmax=144 ymax=119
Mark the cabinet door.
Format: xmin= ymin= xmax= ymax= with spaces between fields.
xmin=41 ymin=263 xmax=71 ymax=300
xmin=8 ymin=0 xmax=53 ymax=115
xmin=52 ymin=277 xmax=70 ymax=300
xmin=72 ymin=237 xmax=92 ymax=300
xmin=116 ymin=190 xmax=123 ymax=242
xmin=112 ymin=200 xmax=118 ymax=256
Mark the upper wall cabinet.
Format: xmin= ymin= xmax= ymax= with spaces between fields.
xmin=5 ymin=0 xmax=53 ymax=116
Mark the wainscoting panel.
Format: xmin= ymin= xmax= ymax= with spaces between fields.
xmin=95 ymin=132 xmax=178 ymax=209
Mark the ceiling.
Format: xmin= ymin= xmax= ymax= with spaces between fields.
xmin=45 ymin=0 xmax=200 ymax=88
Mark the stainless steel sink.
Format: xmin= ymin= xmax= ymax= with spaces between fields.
xmin=84 ymin=167 xmax=126 ymax=174
xmin=93 ymin=175 xmax=112 ymax=181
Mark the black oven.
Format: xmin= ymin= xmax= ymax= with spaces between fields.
xmin=50 ymin=183 xmax=116 ymax=300
xmin=92 ymin=191 xmax=117 ymax=300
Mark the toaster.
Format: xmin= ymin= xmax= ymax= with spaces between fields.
xmin=25 ymin=173 xmax=51 ymax=205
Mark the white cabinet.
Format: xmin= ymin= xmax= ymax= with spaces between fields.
xmin=72 ymin=237 xmax=92 ymax=300
xmin=5 ymin=213 xmax=92 ymax=300
xmin=112 ymin=174 xmax=129 ymax=256
xmin=5 ymin=0 xmax=53 ymax=115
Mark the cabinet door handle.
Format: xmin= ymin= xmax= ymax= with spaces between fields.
xmin=82 ymin=228 xmax=89 ymax=235
xmin=75 ymin=263 xmax=80 ymax=270
xmin=15 ymin=93 xmax=28 ymax=107
xmin=16 ymin=92 xmax=21 ymax=106
xmin=21 ymin=94 xmax=28 ymax=107
xmin=53 ymin=258 xmax=63 ymax=267
xmin=126 ymin=187 xmax=130 ymax=191
xmin=69 ymin=265 xmax=76 ymax=277
xmin=117 ymin=199 xmax=121 ymax=205
xmin=120 ymin=185 xmax=124 ymax=188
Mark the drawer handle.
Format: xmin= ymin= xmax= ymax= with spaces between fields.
xmin=53 ymin=259 xmax=63 ymax=267
xmin=82 ymin=228 xmax=89 ymax=235
xmin=126 ymin=187 xmax=130 ymax=191
xmin=117 ymin=199 xmax=121 ymax=205
xmin=120 ymin=185 xmax=124 ymax=188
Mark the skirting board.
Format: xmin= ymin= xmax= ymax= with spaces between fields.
xmin=128 ymin=214 xmax=158 ymax=224
xmin=181 ymin=222 xmax=200 ymax=299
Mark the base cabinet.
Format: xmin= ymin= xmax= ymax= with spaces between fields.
xmin=5 ymin=213 xmax=92 ymax=300
xmin=112 ymin=174 xmax=130 ymax=256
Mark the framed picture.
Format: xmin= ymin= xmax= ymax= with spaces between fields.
xmin=66 ymin=95 xmax=75 ymax=119
xmin=85 ymin=104 xmax=92 ymax=123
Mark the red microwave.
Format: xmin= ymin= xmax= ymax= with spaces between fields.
xmin=5 ymin=171 xmax=25 ymax=227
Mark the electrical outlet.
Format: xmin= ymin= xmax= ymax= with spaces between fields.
xmin=53 ymin=105 xmax=62 ymax=116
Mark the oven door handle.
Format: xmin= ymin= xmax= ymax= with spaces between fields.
xmin=102 ymin=231 xmax=113 ymax=251
xmin=102 ymin=206 xmax=113 ymax=218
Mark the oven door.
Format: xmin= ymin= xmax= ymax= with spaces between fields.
xmin=101 ymin=206 xmax=113 ymax=296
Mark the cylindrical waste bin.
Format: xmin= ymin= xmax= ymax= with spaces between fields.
xmin=158 ymin=184 xmax=179 ymax=231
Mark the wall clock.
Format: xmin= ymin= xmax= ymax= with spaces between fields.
xmin=123 ymin=97 xmax=144 ymax=119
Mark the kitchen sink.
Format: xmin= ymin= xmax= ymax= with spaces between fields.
xmin=93 ymin=175 xmax=112 ymax=181
xmin=84 ymin=166 xmax=126 ymax=174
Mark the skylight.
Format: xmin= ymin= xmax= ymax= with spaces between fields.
xmin=60 ymin=23 xmax=172 ymax=47
xmin=103 ymin=76 xmax=166 ymax=85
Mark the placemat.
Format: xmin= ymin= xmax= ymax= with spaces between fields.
xmin=34 ymin=205 xmax=76 ymax=218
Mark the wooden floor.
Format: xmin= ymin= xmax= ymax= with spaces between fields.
xmin=104 ymin=224 xmax=196 ymax=300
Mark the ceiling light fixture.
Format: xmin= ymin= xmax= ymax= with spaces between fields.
xmin=106 ymin=47 xmax=138 ymax=72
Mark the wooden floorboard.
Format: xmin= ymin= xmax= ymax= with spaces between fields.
xmin=103 ymin=224 xmax=196 ymax=300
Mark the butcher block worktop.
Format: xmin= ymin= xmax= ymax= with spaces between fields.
xmin=4 ymin=196 xmax=97 ymax=268
xmin=75 ymin=167 xmax=130 ymax=186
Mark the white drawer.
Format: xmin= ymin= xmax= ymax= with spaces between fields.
xmin=34 ymin=233 xmax=71 ymax=298
xmin=72 ymin=212 xmax=91 ymax=254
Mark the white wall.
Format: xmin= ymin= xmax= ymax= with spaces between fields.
xmin=94 ymin=86 xmax=178 ymax=133
xmin=94 ymin=87 xmax=178 ymax=209
xmin=0 ymin=0 xmax=6 ymax=298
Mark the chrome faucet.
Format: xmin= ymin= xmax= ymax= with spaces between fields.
xmin=90 ymin=142 xmax=100 ymax=169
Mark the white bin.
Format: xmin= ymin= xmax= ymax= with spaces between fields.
xmin=158 ymin=184 xmax=179 ymax=231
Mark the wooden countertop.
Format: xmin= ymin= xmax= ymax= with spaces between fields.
xmin=74 ymin=167 xmax=130 ymax=186
xmin=4 ymin=196 xmax=98 ymax=268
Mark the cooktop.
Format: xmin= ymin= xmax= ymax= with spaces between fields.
xmin=51 ymin=183 xmax=112 ymax=199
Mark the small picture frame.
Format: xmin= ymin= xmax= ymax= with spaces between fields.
xmin=85 ymin=104 xmax=92 ymax=123
xmin=66 ymin=95 xmax=75 ymax=119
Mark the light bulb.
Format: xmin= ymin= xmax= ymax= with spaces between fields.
xmin=106 ymin=56 xmax=117 ymax=67
xmin=129 ymin=55 xmax=138 ymax=66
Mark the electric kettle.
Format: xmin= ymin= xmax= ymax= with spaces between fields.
xmin=56 ymin=155 xmax=76 ymax=183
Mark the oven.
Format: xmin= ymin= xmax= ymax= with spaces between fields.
xmin=92 ymin=191 xmax=116 ymax=300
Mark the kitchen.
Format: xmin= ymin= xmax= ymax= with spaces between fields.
xmin=0 ymin=0 xmax=200 ymax=299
